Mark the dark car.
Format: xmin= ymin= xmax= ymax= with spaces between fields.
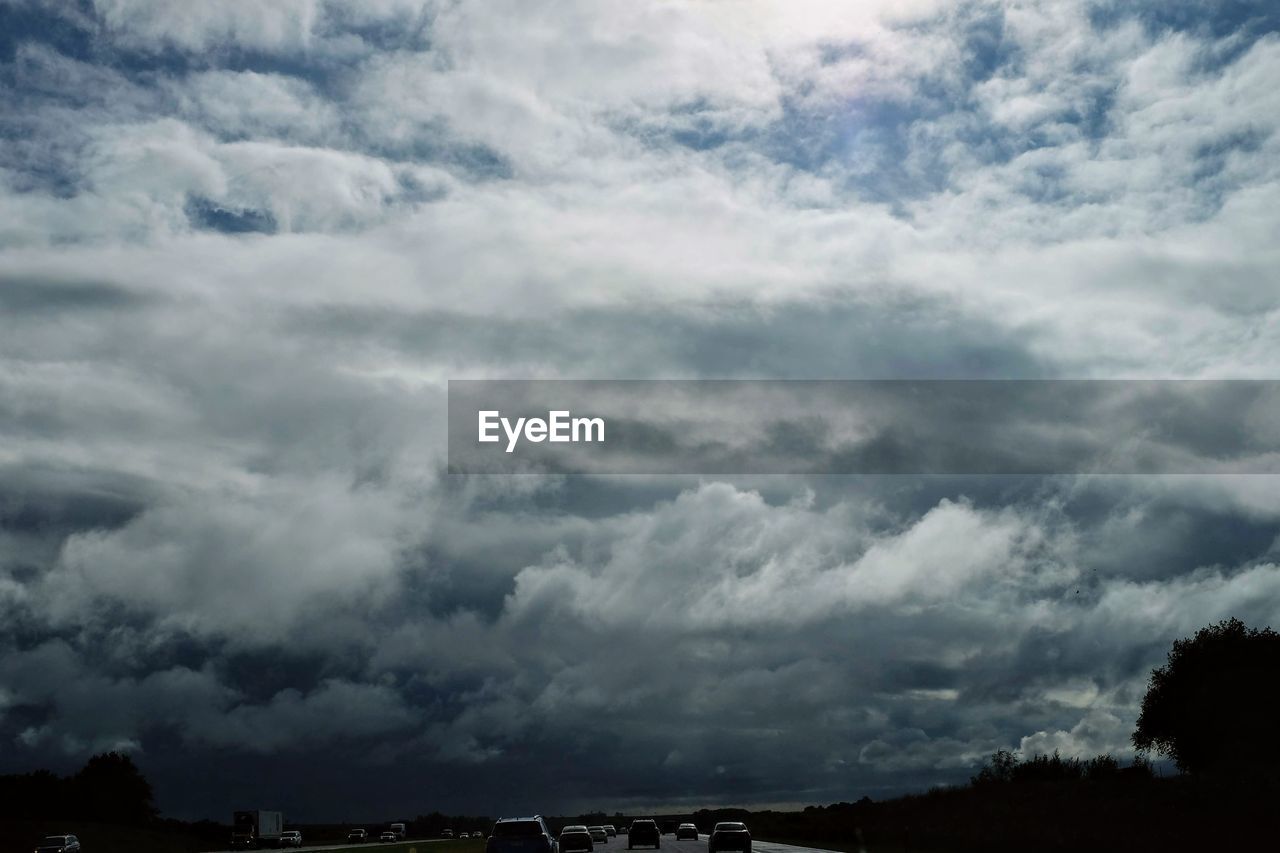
xmin=707 ymin=823 xmax=749 ymax=853
xmin=486 ymin=817 xmax=559 ymax=853
xmin=35 ymin=837 xmax=80 ymax=853
xmin=559 ymin=826 xmax=593 ymax=853
xmin=603 ymin=827 xmax=616 ymax=839
xmin=675 ymin=825 xmax=698 ymax=841
xmin=349 ymin=830 xmax=369 ymax=843
xmin=627 ymin=821 xmax=659 ymax=850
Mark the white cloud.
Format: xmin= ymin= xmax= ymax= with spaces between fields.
xmin=502 ymin=485 xmax=1066 ymax=633
xmin=1020 ymin=708 xmax=1134 ymax=759
xmin=170 ymin=71 xmax=340 ymax=143
xmin=37 ymin=476 xmax=416 ymax=646
xmin=91 ymin=0 xmax=324 ymax=53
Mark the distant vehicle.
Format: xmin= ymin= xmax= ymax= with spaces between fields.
xmin=348 ymin=830 xmax=369 ymax=843
xmin=559 ymin=826 xmax=593 ymax=853
xmin=380 ymin=832 xmax=398 ymax=843
xmin=603 ymin=827 xmax=616 ymax=839
xmin=233 ymin=811 xmax=284 ymax=849
xmin=280 ymin=832 xmax=303 ymax=847
xmin=676 ymin=826 xmax=698 ymax=841
xmin=587 ymin=828 xmax=607 ymax=844
xmin=34 ymin=836 xmax=79 ymax=853
xmin=627 ymin=821 xmax=659 ymax=850
xmin=459 ymin=834 xmax=469 ymax=840
xmin=660 ymin=824 xmax=676 ymax=837
xmin=390 ymin=824 xmax=407 ymax=841
xmin=442 ymin=831 xmax=455 ymax=839
xmin=707 ymin=823 xmax=750 ymax=853
xmin=486 ymin=816 xmax=558 ymax=853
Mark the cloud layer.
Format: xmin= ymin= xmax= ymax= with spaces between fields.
xmin=2 ymin=0 xmax=1280 ymax=820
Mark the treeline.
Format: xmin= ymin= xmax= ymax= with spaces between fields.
xmin=409 ymin=812 xmax=494 ymax=836
xmin=970 ymin=748 xmax=1154 ymax=784
xmin=0 ymin=753 xmax=156 ymax=824
xmin=653 ymin=750 xmax=1273 ymax=853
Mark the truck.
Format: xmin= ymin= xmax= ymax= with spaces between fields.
xmin=389 ymin=824 xmax=407 ymax=841
xmin=232 ymin=810 xmax=285 ymax=849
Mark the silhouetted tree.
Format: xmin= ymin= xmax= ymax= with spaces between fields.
xmin=72 ymin=751 xmax=157 ymax=823
xmin=0 ymin=752 xmax=156 ymax=823
xmin=1132 ymin=617 xmax=1280 ymax=776
xmin=0 ymin=769 xmax=69 ymax=818
xmin=970 ymin=749 xmax=1017 ymax=784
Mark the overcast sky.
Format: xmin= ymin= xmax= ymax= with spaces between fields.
xmin=2 ymin=0 xmax=1280 ymax=823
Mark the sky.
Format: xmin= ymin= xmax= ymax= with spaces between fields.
xmin=2 ymin=0 xmax=1280 ymax=823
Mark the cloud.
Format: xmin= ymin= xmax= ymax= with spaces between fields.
xmin=1019 ymin=708 xmax=1134 ymax=759
xmin=194 ymin=679 xmax=421 ymax=753
xmin=89 ymin=0 xmax=326 ymax=53
xmin=35 ymin=475 xmax=418 ymax=646
xmin=169 ymin=70 xmax=340 ymax=143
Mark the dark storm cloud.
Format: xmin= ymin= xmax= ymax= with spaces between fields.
xmin=2 ymin=0 xmax=1280 ymax=824
xmin=0 ymin=464 xmax=151 ymax=543
xmin=0 ymin=275 xmax=150 ymax=314
xmin=296 ymin=292 xmax=1049 ymax=379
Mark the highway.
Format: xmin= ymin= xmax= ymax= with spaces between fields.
xmin=220 ymin=839 xmax=457 ymax=853
xmin=609 ymin=834 xmax=838 ymax=853
xmin=214 ymin=833 xmax=840 ymax=853
xmin=258 ymin=835 xmax=839 ymax=853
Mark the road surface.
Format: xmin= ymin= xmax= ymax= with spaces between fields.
xmin=217 ymin=833 xmax=841 ymax=853
xmin=615 ymin=834 xmax=838 ymax=853
xmin=224 ymin=839 xmax=450 ymax=853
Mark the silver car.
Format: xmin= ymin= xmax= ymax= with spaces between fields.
xmin=35 ymin=837 xmax=80 ymax=853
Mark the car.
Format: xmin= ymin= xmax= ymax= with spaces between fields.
xmin=660 ymin=824 xmax=676 ymax=837
xmin=349 ymin=830 xmax=369 ymax=843
xmin=35 ymin=837 xmax=80 ymax=853
xmin=281 ymin=831 xmax=303 ymax=847
xmin=603 ymin=827 xmax=616 ymax=839
xmin=443 ymin=831 xmax=455 ymax=839
xmin=559 ymin=826 xmax=593 ymax=853
xmin=675 ymin=826 xmax=698 ymax=841
xmin=586 ymin=828 xmax=607 ymax=844
xmin=486 ymin=816 xmax=559 ymax=853
xmin=707 ymin=823 xmax=750 ymax=853
xmin=380 ymin=832 xmax=398 ymax=843
xmin=459 ymin=834 xmax=468 ymax=840
xmin=627 ymin=821 xmax=659 ymax=850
